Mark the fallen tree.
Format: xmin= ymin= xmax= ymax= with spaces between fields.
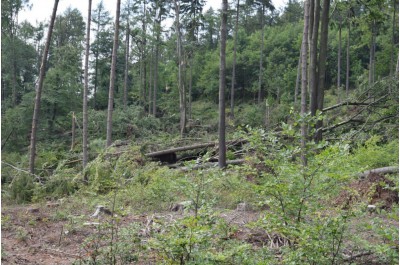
xmin=176 ymin=159 xmax=245 ymax=171
xmin=145 ymin=139 xmax=246 ymax=158
xmin=358 ymin=166 xmax=398 ymax=179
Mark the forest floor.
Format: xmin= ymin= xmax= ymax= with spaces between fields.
xmin=1 ymin=172 xmax=398 ymax=265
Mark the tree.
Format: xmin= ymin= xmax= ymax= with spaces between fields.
xmin=230 ymin=0 xmax=240 ymax=118
xmin=123 ymin=0 xmax=131 ymax=109
xmin=300 ymin=0 xmax=310 ymax=166
xmin=174 ymin=0 xmax=186 ymax=136
xmin=218 ymin=0 xmax=228 ymax=168
xmin=1 ymin=0 xmax=32 ymax=107
xmin=83 ymin=0 xmax=92 ymax=171
xmin=91 ymin=1 xmax=112 ymax=109
xmin=150 ymin=0 xmax=169 ymax=116
xmin=315 ymin=0 xmax=330 ymax=141
xmin=29 ymin=0 xmax=59 ymax=174
xmin=181 ymin=0 xmax=205 ymax=119
xmin=255 ymin=0 xmax=274 ymax=104
xmin=337 ymin=13 xmax=342 ymax=102
xmin=43 ymin=8 xmax=85 ymax=132
xmin=106 ymin=0 xmax=121 ymax=147
xmin=309 ymin=0 xmax=320 ymax=116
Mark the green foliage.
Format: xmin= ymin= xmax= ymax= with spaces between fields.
xmin=352 ymin=136 xmax=399 ymax=169
xmin=150 ymin=206 xmax=273 ymax=264
xmin=6 ymin=173 xmax=36 ymax=203
xmin=234 ymin=104 xmax=264 ymax=127
xmin=240 ymin=112 xmax=357 ymax=263
xmin=32 ymin=168 xmax=79 ymax=201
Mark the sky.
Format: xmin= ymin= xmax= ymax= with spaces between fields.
xmin=19 ymin=0 xmax=287 ymax=26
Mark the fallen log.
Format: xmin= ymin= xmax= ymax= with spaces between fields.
xmin=358 ymin=166 xmax=398 ymax=179
xmin=145 ymin=139 xmax=247 ymax=158
xmin=178 ymin=159 xmax=245 ymax=171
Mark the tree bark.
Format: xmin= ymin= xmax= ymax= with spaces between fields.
xmin=309 ymin=0 xmax=320 ymax=116
xmin=358 ymin=166 xmax=398 ymax=178
xmin=175 ymin=0 xmax=186 ymax=137
xmin=230 ymin=0 xmax=240 ymax=118
xmin=148 ymin=48 xmax=153 ymax=115
xmin=257 ymin=4 xmax=265 ymax=104
xmin=219 ymin=0 xmax=228 ymax=168
xmin=300 ymin=0 xmax=310 ymax=166
xmin=294 ymin=52 xmax=301 ymax=105
xmin=83 ymin=0 xmax=92 ymax=171
xmin=368 ymin=20 xmax=376 ymax=85
xmin=141 ymin=0 xmax=147 ymax=112
xmin=315 ymin=0 xmax=330 ymax=142
xmin=123 ymin=15 xmax=130 ymax=109
xmin=93 ymin=6 xmax=101 ymax=109
xmin=153 ymin=9 xmax=161 ymax=117
xmin=390 ymin=0 xmax=396 ymax=76
xmin=337 ymin=16 xmax=342 ymax=103
xmin=106 ymin=0 xmax=121 ymax=147
xmin=71 ymin=112 xmax=76 ymax=151
xmin=29 ymin=0 xmax=59 ymax=174
xmin=346 ymin=14 xmax=350 ymax=98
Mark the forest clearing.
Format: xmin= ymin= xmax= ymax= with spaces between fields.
xmin=1 ymin=0 xmax=398 ymax=264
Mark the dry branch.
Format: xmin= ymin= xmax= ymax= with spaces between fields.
xmin=322 ymin=101 xmax=369 ymax=112
xmin=1 ymin=160 xmax=43 ymax=183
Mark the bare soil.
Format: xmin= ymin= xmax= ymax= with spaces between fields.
xmin=2 ymin=172 xmax=398 ymax=264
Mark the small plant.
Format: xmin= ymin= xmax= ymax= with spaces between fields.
xmin=15 ymin=226 xmax=29 ymax=243
xmin=241 ymin=112 xmax=357 ymax=263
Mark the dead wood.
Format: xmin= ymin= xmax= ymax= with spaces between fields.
xmin=2 ymin=160 xmax=43 ymax=183
xmin=358 ymin=166 xmax=398 ymax=179
xmin=342 ymin=251 xmax=373 ymax=262
xmin=145 ymin=139 xmax=246 ymax=158
xmin=322 ymin=101 xmax=370 ymax=112
xmin=177 ymin=159 xmax=245 ymax=171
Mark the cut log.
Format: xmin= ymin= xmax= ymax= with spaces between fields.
xmin=178 ymin=159 xmax=245 ymax=171
xmin=146 ymin=142 xmax=218 ymax=157
xmin=145 ymin=139 xmax=246 ymax=158
xmin=358 ymin=166 xmax=398 ymax=178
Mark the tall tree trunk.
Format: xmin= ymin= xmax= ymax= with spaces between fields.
xmin=71 ymin=112 xmax=76 ymax=151
xmin=315 ymin=0 xmax=330 ymax=141
xmin=257 ymin=4 xmax=265 ymax=104
xmin=12 ymin=40 xmax=17 ymax=106
xmin=390 ymin=0 xmax=396 ymax=76
xmin=29 ymin=0 xmax=59 ymax=174
xmin=346 ymin=15 xmax=350 ymax=98
xmin=309 ymin=0 xmax=320 ymax=117
xmin=219 ymin=0 xmax=228 ymax=168
xmin=83 ymin=0 xmax=92 ymax=171
xmin=300 ymin=0 xmax=310 ymax=166
xmin=148 ymin=49 xmax=153 ymax=115
xmin=230 ymin=0 xmax=239 ymax=118
xmin=308 ymin=0 xmax=314 ymax=44
xmin=153 ymin=10 xmax=161 ymax=117
xmin=141 ymin=0 xmax=147 ymax=112
xmin=175 ymin=0 xmax=186 ymax=136
xmin=10 ymin=4 xmax=18 ymax=107
xmin=294 ymin=51 xmax=301 ymax=105
xmin=93 ymin=7 xmax=101 ymax=109
xmin=106 ymin=0 xmax=121 ymax=147
xmin=123 ymin=18 xmax=130 ymax=109
xmin=368 ymin=20 xmax=376 ymax=85
xmin=188 ymin=62 xmax=193 ymax=120
xmin=337 ymin=17 xmax=342 ymax=103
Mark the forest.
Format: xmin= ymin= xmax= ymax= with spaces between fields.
xmin=1 ymin=0 xmax=399 ymax=264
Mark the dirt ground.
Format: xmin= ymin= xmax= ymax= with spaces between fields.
xmin=1 ymin=201 xmax=263 ymax=265
xmin=1 ymin=172 xmax=398 ymax=264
